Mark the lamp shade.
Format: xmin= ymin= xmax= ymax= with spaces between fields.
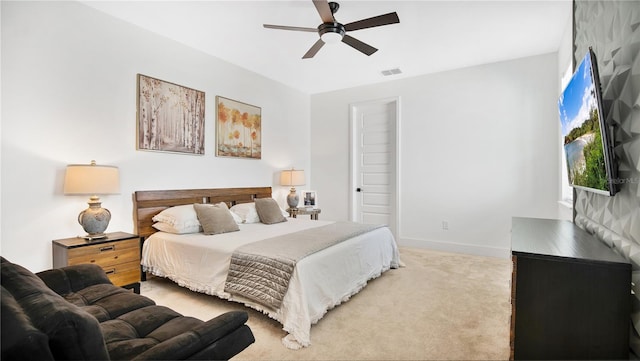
xmin=280 ymin=169 xmax=305 ymax=187
xmin=64 ymin=161 xmax=120 ymax=195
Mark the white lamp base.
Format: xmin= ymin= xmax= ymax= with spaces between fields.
xmin=287 ymin=187 xmax=299 ymax=209
xmin=78 ymin=196 xmax=111 ymax=240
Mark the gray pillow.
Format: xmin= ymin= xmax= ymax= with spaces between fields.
xmin=193 ymin=203 xmax=240 ymax=235
xmin=254 ymin=198 xmax=287 ymax=225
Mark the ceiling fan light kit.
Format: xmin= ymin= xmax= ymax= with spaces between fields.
xmin=263 ymin=0 xmax=399 ymax=59
xmin=319 ymin=23 xmax=345 ymax=44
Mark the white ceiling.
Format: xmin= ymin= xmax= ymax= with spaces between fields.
xmin=82 ymin=0 xmax=572 ymax=94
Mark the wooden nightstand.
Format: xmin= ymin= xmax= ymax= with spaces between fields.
xmin=287 ymin=208 xmax=321 ymax=220
xmin=52 ymin=232 xmax=141 ymax=293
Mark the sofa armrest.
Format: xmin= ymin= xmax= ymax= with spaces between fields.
xmin=1 ymin=286 xmax=55 ymax=361
xmin=132 ymin=311 xmax=254 ymax=361
xmin=37 ymin=264 xmax=112 ymax=296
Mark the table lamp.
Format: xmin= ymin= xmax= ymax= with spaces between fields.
xmin=64 ymin=160 xmax=120 ymax=240
xmin=280 ymin=168 xmax=305 ymax=209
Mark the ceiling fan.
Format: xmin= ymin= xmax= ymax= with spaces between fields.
xmin=263 ymin=0 xmax=400 ymax=59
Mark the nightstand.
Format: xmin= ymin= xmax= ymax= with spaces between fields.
xmin=52 ymin=232 xmax=141 ymax=293
xmin=287 ymin=208 xmax=321 ymax=220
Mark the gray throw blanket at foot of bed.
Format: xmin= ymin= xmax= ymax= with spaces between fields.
xmin=224 ymin=221 xmax=384 ymax=309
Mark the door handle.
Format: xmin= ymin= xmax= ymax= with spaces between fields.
xmin=356 ymin=188 xmax=362 ymax=192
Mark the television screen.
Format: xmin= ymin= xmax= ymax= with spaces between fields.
xmin=558 ymin=48 xmax=617 ymax=196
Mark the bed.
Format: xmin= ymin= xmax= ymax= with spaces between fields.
xmin=134 ymin=187 xmax=400 ymax=349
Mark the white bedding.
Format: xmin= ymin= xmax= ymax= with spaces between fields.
xmin=141 ymin=218 xmax=400 ymax=348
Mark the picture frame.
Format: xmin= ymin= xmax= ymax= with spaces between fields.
xmin=300 ymin=190 xmax=318 ymax=208
xmin=216 ymin=96 xmax=261 ymax=159
xmin=137 ymin=74 xmax=205 ymax=155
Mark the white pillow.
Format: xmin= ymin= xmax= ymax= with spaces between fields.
xmin=152 ymin=222 xmax=201 ymax=234
xmin=230 ymin=201 xmax=288 ymax=224
xmin=230 ymin=202 xmax=260 ymax=224
xmin=152 ymin=204 xmax=200 ymax=229
xmin=151 ymin=202 xmax=242 ymax=231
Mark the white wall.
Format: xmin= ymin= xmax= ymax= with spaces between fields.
xmin=311 ymin=53 xmax=565 ymax=258
xmin=556 ymin=9 xmax=576 ymax=215
xmin=1 ymin=1 xmax=310 ymax=271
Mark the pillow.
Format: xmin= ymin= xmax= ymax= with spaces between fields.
xmin=152 ymin=205 xmax=200 ymax=230
xmin=229 ymin=202 xmax=261 ymax=224
xmin=255 ymin=198 xmax=287 ymax=224
xmin=193 ymin=203 xmax=240 ymax=235
xmin=214 ymin=201 xmax=244 ymax=224
xmin=230 ymin=201 xmax=289 ymax=223
xmin=152 ymin=222 xmax=201 ymax=234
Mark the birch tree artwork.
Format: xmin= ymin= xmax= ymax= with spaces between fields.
xmin=216 ymin=96 xmax=261 ymax=159
xmin=137 ymin=74 xmax=205 ymax=154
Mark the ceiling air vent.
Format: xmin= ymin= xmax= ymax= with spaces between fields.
xmin=381 ymin=68 xmax=402 ymax=76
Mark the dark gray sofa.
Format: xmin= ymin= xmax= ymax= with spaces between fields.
xmin=0 ymin=256 xmax=255 ymax=360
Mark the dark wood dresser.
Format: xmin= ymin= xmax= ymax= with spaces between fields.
xmin=510 ymin=217 xmax=630 ymax=360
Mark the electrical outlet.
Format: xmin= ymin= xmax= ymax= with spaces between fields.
xmin=442 ymin=221 xmax=448 ymax=230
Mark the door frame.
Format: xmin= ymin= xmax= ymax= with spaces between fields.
xmin=349 ymin=96 xmax=401 ymax=239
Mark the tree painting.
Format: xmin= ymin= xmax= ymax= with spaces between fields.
xmin=216 ymin=96 xmax=261 ymax=159
xmin=137 ymin=74 xmax=205 ymax=154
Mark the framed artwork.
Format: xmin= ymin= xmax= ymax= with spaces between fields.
xmin=137 ymin=74 xmax=205 ymax=154
xmin=301 ymin=190 xmax=317 ymax=208
xmin=216 ymin=96 xmax=261 ymax=159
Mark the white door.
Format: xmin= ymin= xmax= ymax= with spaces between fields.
xmin=350 ymin=97 xmax=399 ymax=238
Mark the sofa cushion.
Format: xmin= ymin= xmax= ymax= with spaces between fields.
xmin=101 ymin=305 xmax=193 ymax=359
xmin=37 ymin=263 xmax=156 ymax=322
xmin=102 ymin=306 xmax=254 ymax=360
xmin=37 ymin=263 xmax=112 ymax=294
xmin=0 ymin=257 xmax=109 ymax=360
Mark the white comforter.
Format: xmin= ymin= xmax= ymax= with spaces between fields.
xmin=141 ymin=218 xmax=400 ymax=348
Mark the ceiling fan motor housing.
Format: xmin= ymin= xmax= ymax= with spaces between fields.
xmin=328 ymin=2 xmax=340 ymax=14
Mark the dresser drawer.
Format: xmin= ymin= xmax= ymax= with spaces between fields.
xmin=67 ymin=238 xmax=139 ymax=267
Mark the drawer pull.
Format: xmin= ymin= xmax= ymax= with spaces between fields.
xmin=99 ymin=246 xmax=115 ymax=252
xmin=104 ymin=268 xmax=116 ymax=275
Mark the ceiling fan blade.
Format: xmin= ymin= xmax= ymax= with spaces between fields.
xmin=302 ymin=38 xmax=326 ymax=59
xmin=312 ymin=0 xmax=334 ymax=23
xmin=344 ymin=12 xmax=400 ymax=32
xmin=342 ymin=35 xmax=378 ymax=56
xmin=263 ymin=24 xmax=317 ymax=32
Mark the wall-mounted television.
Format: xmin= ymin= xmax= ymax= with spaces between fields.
xmin=558 ymin=48 xmax=618 ymax=196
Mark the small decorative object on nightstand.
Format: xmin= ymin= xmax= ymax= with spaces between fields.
xmin=52 ymin=232 xmax=141 ymax=293
xmin=287 ymin=207 xmax=321 ymax=220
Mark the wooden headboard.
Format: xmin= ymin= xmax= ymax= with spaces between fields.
xmin=133 ymin=187 xmax=272 ymax=239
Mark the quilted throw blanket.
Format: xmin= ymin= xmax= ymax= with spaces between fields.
xmin=224 ymin=221 xmax=384 ymax=309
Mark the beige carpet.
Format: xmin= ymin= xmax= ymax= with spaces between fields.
xmin=141 ymin=247 xmax=512 ymax=360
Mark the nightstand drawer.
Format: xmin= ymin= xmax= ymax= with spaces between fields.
xmin=67 ymin=239 xmax=139 ymax=267
xmin=103 ymin=260 xmax=140 ymax=286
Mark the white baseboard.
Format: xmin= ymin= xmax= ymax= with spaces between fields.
xmin=398 ymin=237 xmax=510 ymax=259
